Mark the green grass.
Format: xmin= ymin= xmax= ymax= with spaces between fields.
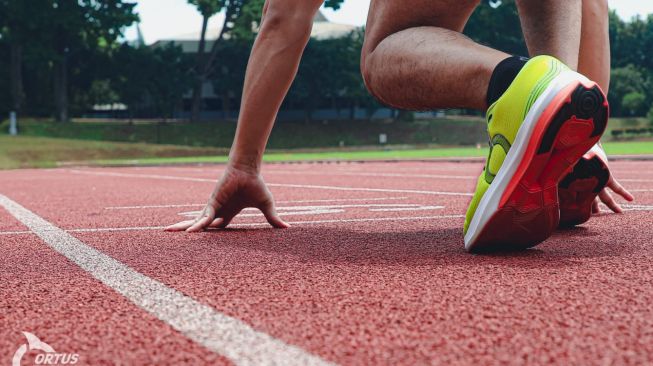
xmin=601 ymin=140 xmax=653 ymax=155
xmin=93 ymin=146 xmax=490 ymax=166
xmin=1 ymin=133 xmax=651 ymax=170
xmin=93 ymin=141 xmax=653 ymax=167
xmin=1 ymin=118 xmax=490 ymax=149
xmin=0 ymin=135 xmax=227 ymax=169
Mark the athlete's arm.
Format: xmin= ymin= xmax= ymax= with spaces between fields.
xmin=166 ymin=0 xmax=323 ymax=232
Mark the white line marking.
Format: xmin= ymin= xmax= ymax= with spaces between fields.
xmin=105 ymin=197 xmax=411 ymax=210
xmin=0 ymin=214 xmax=466 ymax=236
xmin=276 ymin=197 xmax=410 ymax=203
xmin=265 ymin=204 xmax=428 ymax=210
xmin=268 ymin=184 xmax=471 ymax=196
xmin=265 ymin=170 xmax=474 ymax=180
xmin=107 ymin=203 xmax=206 ymax=210
xmin=69 ymin=226 xmax=168 ymax=233
xmin=0 ymin=194 xmax=334 ymax=366
xmin=179 ymin=209 xmax=346 ymax=218
xmin=230 ymin=215 xmax=465 ymax=227
xmin=0 ymin=230 xmax=32 ymax=235
xmin=368 ymin=206 xmax=444 ymax=212
xmin=68 ymin=170 xmax=472 ymax=197
xmin=621 ymin=204 xmax=653 ymax=211
xmin=179 ymin=204 xmax=445 ymax=218
xmin=620 ymin=179 xmax=653 ymax=183
xmin=631 ymin=189 xmax=653 ymax=192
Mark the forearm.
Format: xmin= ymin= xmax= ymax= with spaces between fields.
xmin=229 ymin=6 xmax=318 ymax=172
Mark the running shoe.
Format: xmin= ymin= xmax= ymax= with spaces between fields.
xmin=557 ymin=143 xmax=610 ymax=227
xmin=464 ymin=55 xmax=608 ymax=252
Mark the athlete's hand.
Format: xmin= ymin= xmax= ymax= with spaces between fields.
xmin=591 ymin=174 xmax=634 ymax=214
xmin=165 ymin=164 xmax=289 ymax=232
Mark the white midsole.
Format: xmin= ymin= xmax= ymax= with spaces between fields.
xmin=464 ymin=70 xmax=590 ymax=251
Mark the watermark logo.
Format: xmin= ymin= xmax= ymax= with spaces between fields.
xmin=12 ymin=332 xmax=79 ymax=366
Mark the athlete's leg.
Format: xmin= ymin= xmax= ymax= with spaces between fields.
xmin=516 ymin=0 xmax=583 ymax=70
xmin=578 ymin=0 xmax=610 ymax=91
xmin=361 ymin=0 xmax=508 ymax=111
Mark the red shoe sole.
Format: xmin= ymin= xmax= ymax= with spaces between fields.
xmin=470 ymin=82 xmax=608 ymax=252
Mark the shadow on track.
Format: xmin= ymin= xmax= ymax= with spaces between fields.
xmin=182 ymin=224 xmax=634 ymax=269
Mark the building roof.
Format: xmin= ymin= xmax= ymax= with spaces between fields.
xmin=151 ymin=11 xmax=359 ymax=53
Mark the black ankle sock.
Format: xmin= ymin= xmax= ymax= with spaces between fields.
xmin=486 ymin=56 xmax=529 ymax=107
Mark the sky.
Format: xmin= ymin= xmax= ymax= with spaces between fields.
xmin=124 ymin=0 xmax=653 ymax=44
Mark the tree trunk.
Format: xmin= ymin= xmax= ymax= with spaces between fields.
xmin=193 ymin=6 xmax=238 ymax=119
xmin=222 ymin=91 xmax=231 ymax=120
xmin=190 ymin=15 xmax=210 ymax=123
xmin=9 ymin=41 xmax=24 ymax=114
xmin=53 ymin=52 xmax=69 ymax=122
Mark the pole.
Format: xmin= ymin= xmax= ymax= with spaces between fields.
xmin=9 ymin=111 xmax=18 ymax=136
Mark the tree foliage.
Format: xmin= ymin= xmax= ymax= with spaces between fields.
xmin=0 ymin=0 xmax=652 ymax=121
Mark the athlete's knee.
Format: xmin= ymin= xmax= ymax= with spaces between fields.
xmin=261 ymin=0 xmax=323 ymax=39
xmin=360 ymin=47 xmax=385 ymax=104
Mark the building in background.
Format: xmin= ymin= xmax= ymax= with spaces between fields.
xmin=147 ymin=12 xmax=394 ymax=121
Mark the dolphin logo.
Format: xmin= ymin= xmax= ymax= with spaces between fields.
xmin=12 ymin=332 xmax=56 ymax=366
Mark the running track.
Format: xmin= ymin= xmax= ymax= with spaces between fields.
xmin=1 ymin=161 xmax=652 ymax=365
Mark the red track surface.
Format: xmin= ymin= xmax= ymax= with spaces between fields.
xmin=1 ymin=161 xmax=652 ymax=365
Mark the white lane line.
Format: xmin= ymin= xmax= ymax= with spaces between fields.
xmin=267 ymin=183 xmax=471 ymax=197
xmin=107 ymin=203 xmax=205 ymax=210
xmin=620 ymin=204 xmax=653 ymax=211
xmin=179 ymin=204 xmax=445 ymax=218
xmin=631 ymin=189 xmax=653 ymax=192
xmin=0 ymin=230 xmax=32 ymax=235
xmin=276 ymin=197 xmax=409 ymax=203
xmin=0 ymin=213 xmax=466 ymax=236
xmin=68 ymin=170 xmax=472 ymax=197
xmin=620 ymin=178 xmax=653 ymax=183
xmin=0 ymin=194 xmax=334 ymax=366
xmin=230 ymin=215 xmax=464 ymax=227
xmin=369 ymin=206 xmax=444 ymax=212
xmin=105 ymin=197 xmax=410 ymax=210
xmin=264 ymin=170 xmax=474 ymax=180
xmin=263 ymin=204 xmax=428 ymax=210
xmin=178 ymin=209 xmax=347 ymax=218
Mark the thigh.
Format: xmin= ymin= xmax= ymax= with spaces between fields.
xmin=363 ymin=0 xmax=481 ymax=55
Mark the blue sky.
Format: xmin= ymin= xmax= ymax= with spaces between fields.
xmin=124 ymin=0 xmax=653 ymax=44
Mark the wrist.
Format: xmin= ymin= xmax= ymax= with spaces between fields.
xmin=228 ymin=153 xmax=262 ymax=174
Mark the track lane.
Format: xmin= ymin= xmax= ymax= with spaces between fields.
xmin=0 ymin=232 xmax=229 ymax=365
xmin=1 ymin=162 xmax=652 ymax=365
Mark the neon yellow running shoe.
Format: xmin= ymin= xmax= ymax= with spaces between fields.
xmin=464 ymin=55 xmax=608 ymax=252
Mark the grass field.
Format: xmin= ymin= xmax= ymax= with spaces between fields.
xmin=0 ymin=135 xmax=227 ymax=169
xmin=1 ymin=118 xmax=489 ymax=149
xmin=1 ymin=135 xmax=651 ymax=170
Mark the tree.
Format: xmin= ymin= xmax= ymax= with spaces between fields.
xmin=465 ymin=0 xmax=528 ymax=56
xmin=26 ymin=1 xmax=138 ymax=122
xmin=113 ymin=43 xmax=193 ymax=120
xmin=188 ymin=0 xmax=257 ymax=122
xmin=609 ymin=65 xmax=651 ymax=116
xmin=210 ymin=40 xmax=252 ymax=119
xmin=622 ymin=92 xmax=647 ymax=116
xmin=0 ymin=0 xmax=44 ymax=117
xmin=188 ymin=0 xmax=225 ymax=122
xmin=231 ymin=0 xmax=345 ymax=41
xmin=148 ymin=45 xmax=195 ymax=120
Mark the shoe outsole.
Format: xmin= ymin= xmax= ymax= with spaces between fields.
xmin=558 ymin=155 xmax=610 ymax=227
xmin=467 ymin=80 xmax=608 ymax=252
